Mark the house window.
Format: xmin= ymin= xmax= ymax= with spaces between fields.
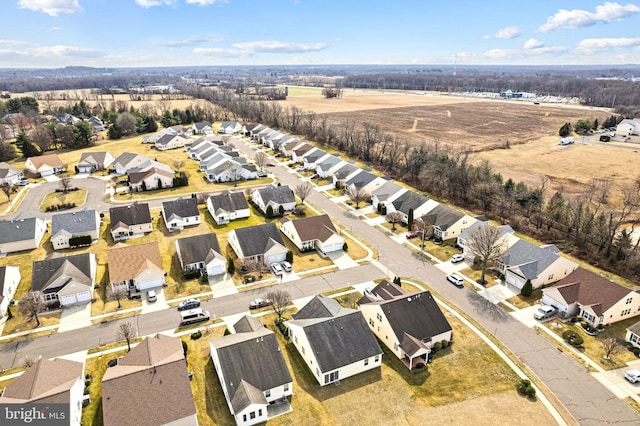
xmin=258 ymin=409 xmax=263 ymax=417
xmin=548 ymin=274 xmax=554 ymax=280
xmin=294 ymin=336 xmax=298 ymax=344
xmin=243 ymin=414 xmax=247 ymax=422
xmin=632 ymin=335 xmax=639 ymax=344
xmin=627 ymin=297 xmax=633 ymax=304
xmin=393 ymin=343 xmax=398 ymax=351
xmin=622 ymin=309 xmax=632 ymax=316
xmin=376 ymin=313 xmax=382 ymax=322
xmin=284 ymin=383 xmax=289 ymax=392
xmin=302 ymin=346 xmax=305 ymax=355
xmin=250 ymin=412 xmax=256 ymax=420
xmin=369 ymin=319 xmax=374 ymax=327
xmin=316 ymin=367 xmax=320 ymax=377
xmin=375 ymin=355 xmax=380 ymax=362
xmin=364 ymin=358 xmax=369 ymax=366
xmin=265 ymin=389 xmax=271 ymax=398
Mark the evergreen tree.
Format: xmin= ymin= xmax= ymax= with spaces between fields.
xmin=15 ymin=132 xmax=39 ymax=157
xmin=266 ymin=205 xmax=274 ymax=218
xmin=408 ymin=208 xmax=414 ymax=231
xmin=73 ymin=121 xmax=93 ymax=147
xmin=227 ymin=257 xmax=235 ymax=274
xmin=108 ymin=123 xmax=122 ymax=140
xmin=521 ymin=279 xmax=533 ymax=297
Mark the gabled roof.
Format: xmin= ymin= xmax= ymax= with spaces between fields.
xmin=551 ymin=267 xmax=639 ymax=316
xmin=0 ymin=358 xmax=83 ymax=404
xmin=210 ymin=319 xmax=291 ymax=413
xmin=502 ymin=239 xmax=563 ymax=280
xmin=304 ymin=149 xmax=328 ymax=164
xmin=333 ymin=163 xmax=358 ymax=180
xmin=102 ymin=334 xmax=196 ymax=426
xmin=233 ymin=315 xmax=264 ymax=333
xmin=176 ymin=233 xmax=222 ymax=267
xmin=345 ymin=169 xmax=377 ymax=189
xmin=293 ymin=143 xmax=314 ymax=156
xmin=0 ymin=162 xmax=20 ymax=179
xmin=193 ymin=121 xmax=212 ymax=131
xmin=112 ymin=152 xmax=152 ymax=171
xmin=392 ymin=191 xmax=430 ymax=215
xmin=51 ymin=209 xmax=99 ymax=239
xmin=0 ymin=217 xmax=44 ymax=244
xmin=372 ymin=180 xmax=404 ymax=201
xmin=78 ymin=151 xmax=111 ymax=167
xmin=358 ymin=282 xmax=452 ymax=353
xmin=231 ymin=223 xmax=286 ymax=258
xmin=628 ymin=320 xmax=640 ymax=336
xmin=253 ymin=184 xmax=295 ymax=205
xmin=244 ymin=123 xmax=262 ymax=132
xmin=109 ymin=203 xmax=152 ymax=230
xmin=155 ymin=133 xmax=187 ymax=147
xmin=107 ymin=242 xmax=163 ymax=283
xmin=317 ymin=154 xmax=341 ymax=171
xmin=162 ymin=197 xmax=199 ymax=222
xmin=31 ymin=253 xmax=93 ymax=293
xmin=127 ymin=166 xmax=174 ymax=185
xmin=27 ymin=154 xmax=64 ymax=169
xmin=208 ymin=190 xmax=249 ymax=215
xmin=288 ymin=296 xmax=382 ymax=372
xmin=280 ymin=214 xmax=338 ymax=243
xmin=420 ymin=204 xmax=465 ymax=231
xmin=219 ymin=121 xmax=240 ymax=131
xmin=459 ymin=222 xmax=514 ymax=241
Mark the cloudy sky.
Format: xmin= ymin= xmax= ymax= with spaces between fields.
xmin=1 ymin=0 xmax=640 ymax=68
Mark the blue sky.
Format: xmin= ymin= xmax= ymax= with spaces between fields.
xmin=1 ymin=0 xmax=640 ymax=68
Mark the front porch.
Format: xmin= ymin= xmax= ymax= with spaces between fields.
xmin=266 ymin=397 xmax=292 ymax=420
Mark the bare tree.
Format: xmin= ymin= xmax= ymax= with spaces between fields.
xmin=412 ymin=217 xmax=433 ymax=248
xmin=1 ymin=183 xmax=14 ymax=201
xmin=110 ymin=286 xmax=128 ymax=309
xmin=601 ymin=334 xmax=623 ymax=360
xmin=31 ymin=126 xmax=53 ymax=153
xmin=59 ymin=176 xmax=73 ymax=193
xmin=226 ymin=163 xmax=245 ymax=187
xmin=265 ymin=289 xmax=291 ymax=322
xmin=294 ymin=183 xmax=312 ymax=205
xmin=465 ymin=224 xmax=507 ymax=285
xmin=173 ymin=160 xmax=185 ymax=172
xmin=385 ymin=211 xmax=404 ymax=231
xmin=346 ymin=185 xmax=370 ymax=209
xmin=116 ymin=322 xmax=137 ymax=352
xmin=19 ymin=291 xmax=47 ymax=327
xmin=254 ymin=152 xmax=268 ymax=170
xmin=23 ymin=355 xmax=35 ymax=368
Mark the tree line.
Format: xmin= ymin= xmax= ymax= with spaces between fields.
xmin=181 ymin=84 xmax=640 ymax=283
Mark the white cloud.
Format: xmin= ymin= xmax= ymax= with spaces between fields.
xmin=31 ymin=45 xmax=103 ymax=57
xmin=575 ymin=37 xmax=640 ymax=54
xmin=164 ymin=35 xmax=223 ymax=47
xmin=232 ymin=40 xmax=328 ymax=54
xmin=523 ymin=38 xmax=544 ymax=49
xmin=483 ymin=26 xmax=521 ymax=40
xmin=17 ymin=0 xmax=81 ymax=16
xmin=185 ymin=0 xmax=226 ymax=5
xmin=539 ymin=2 xmax=640 ymax=32
xmin=50 ymin=26 xmax=61 ymax=31
xmin=0 ymin=39 xmax=30 ymax=47
xmin=192 ymin=47 xmax=248 ymax=57
xmin=134 ymin=0 xmax=175 ymax=8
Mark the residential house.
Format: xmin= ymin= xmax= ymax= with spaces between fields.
xmin=219 ymin=121 xmax=242 ymax=134
xmin=189 ymin=141 xmax=217 ymax=160
xmin=128 ymin=164 xmax=174 ymax=192
xmin=193 ymin=121 xmax=214 ymax=135
xmin=0 ymin=216 xmax=47 ymax=255
xmin=0 ymin=357 xmax=85 ymax=426
xmin=542 ymin=267 xmax=640 ymax=327
xmin=227 ymin=223 xmax=287 ymax=265
xmin=314 ymin=154 xmax=342 ymax=178
xmin=255 ymin=127 xmax=275 ymax=144
xmin=331 ymin=162 xmax=358 ymax=187
xmin=420 ymin=204 xmax=476 ymax=241
xmin=109 ymin=203 xmax=153 ymax=241
xmin=371 ymin=181 xmax=406 ymax=210
xmin=77 ymin=152 xmax=114 ymax=173
xmin=51 ymin=209 xmax=101 ymax=250
xmin=25 ymin=154 xmax=65 ymax=177
xmin=498 ymin=239 xmax=578 ymax=289
xmin=291 ymin=143 xmax=314 ymax=163
xmin=287 ymin=296 xmax=383 ymax=386
xmin=175 ymin=233 xmax=226 ymax=277
xmin=457 ymin=222 xmax=519 ymax=259
xmin=0 ymin=265 xmax=20 ymax=317
xmin=302 ymin=149 xmax=328 ymax=170
xmin=358 ymin=280 xmax=452 ymax=370
xmin=154 ymin=133 xmax=188 ymax=151
xmin=111 ymin=152 xmax=154 ymax=175
xmin=279 ymin=215 xmax=344 ymax=254
xmin=206 ymin=160 xmax=256 ymax=183
xmin=143 ymin=125 xmax=191 ymax=143
xmin=207 ymin=190 xmax=250 ymax=225
xmin=278 ymin=138 xmax=302 ymax=157
xmin=102 ymin=334 xmax=198 ymax=426
xmin=107 ymin=241 xmax=164 ymax=293
xmin=162 ymin=197 xmax=200 ymax=232
xmin=199 ymin=152 xmax=229 ymax=172
xmin=210 ymin=315 xmax=293 ymax=426
xmin=616 ymin=118 xmax=640 ymax=137
xmin=251 ymin=185 xmax=296 ymax=215
xmin=269 ymin=135 xmax=294 ymax=152
xmin=387 ymin=191 xmax=439 ymax=224
xmin=626 ymin=321 xmax=640 ymax=350
xmin=87 ymin=116 xmax=105 ymax=132
xmin=343 ymin=169 xmax=388 ymax=195
xmin=243 ymin=122 xmax=264 ymax=137
xmin=0 ymin=162 xmax=23 ymax=185
xmin=55 ymin=113 xmax=81 ymax=126
xmin=31 ymin=253 xmax=96 ymax=306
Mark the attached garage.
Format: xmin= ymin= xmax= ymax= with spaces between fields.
xmin=206 ymin=262 xmax=225 ymax=277
xmin=265 ymin=252 xmax=287 ymax=265
xmin=59 ymin=294 xmax=77 ymax=306
xmin=505 ymin=272 xmax=525 ymax=289
xmin=137 ymin=276 xmax=164 ymax=291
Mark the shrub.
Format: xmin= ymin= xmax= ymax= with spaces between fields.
xmin=199 ymin=273 xmax=208 ymax=284
xmin=433 ymin=341 xmax=442 ymax=351
xmin=441 ymin=340 xmax=449 ymax=349
xmin=286 ymin=250 xmax=293 ymax=263
xmin=190 ymin=330 xmax=202 ymax=340
xmin=520 ymin=279 xmax=533 ymax=297
xmin=181 ymin=340 xmax=188 ymax=355
xmin=227 ymin=257 xmax=235 ymax=274
xmin=517 ymin=379 xmax=536 ymax=398
xmin=224 ymin=328 xmax=231 ymax=336
xmin=266 ymin=205 xmax=274 ymax=218
xmin=84 ymin=379 xmax=91 ymax=387
xmin=343 ymin=242 xmax=348 ymax=251
xmin=571 ymin=335 xmax=583 ymax=346
xmin=499 ymin=273 xmax=505 ymax=281
xmin=562 ymin=330 xmax=583 ymax=347
xmin=634 ymin=348 xmax=640 ymax=357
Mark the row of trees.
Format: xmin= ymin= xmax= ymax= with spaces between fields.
xmin=184 ymin=85 xmax=640 ymax=282
xmin=559 ymin=115 xmax=620 ymax=137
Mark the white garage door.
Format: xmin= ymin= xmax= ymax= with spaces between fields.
xmin=324 ymin=243 xmax=343 ymax=253
xmin=77 ymin=291 xmax=92 ymax=302
xmin=139 ymin=278 xmax=164 ymax=291
xmin=59 ymin=294 xmax=77 ymax=306
xmin=207 ymin=264 xmax=225 ymax=276
xmin=265 ymin=253 xmax=286 ymax=265
xmin=506 ymin=274 xmax=525 ymax=289
xmin=542 ymin=295 xmax=566 ymax=312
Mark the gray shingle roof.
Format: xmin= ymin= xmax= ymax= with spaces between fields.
xmin=193 ymin=121 xmax=212 ymax=131
xmin=231 ymin=223 xmax=286 ymax=258
xmin=392 ymin=191 xmax=430 ymax=215
xmin=288 ymin=296 xmax=382 ymax=372
xmin=254 ymin=185 xmax=295 ymax=205
xmin=78 ymin=152 xmax=110 ymax=168
xmin=0 ymin=217 xmax=42 ymax=244
xmin=421 ymin=204 xmax=465 ymax=231
xmin=51 ymin=209 xmax=99 ymax=240
xmin=210 ymin=321 xmax=291 ymax=413
xmin=175 ymin=233 xmax=222 ymax=268
xmin=333 ymin=163 xmax=358 ymax=180
xmin=502 ymin=239 xmax=561 ymax=280
xmin=345 ymin=170 xmax=377 ymax=189
xmin=162 ymin=198 xmax=199 ymax=222
xmin=31 ymin=253 xmax=93 ymax=294
xmin=109 ymin=203 xmax=151 ymax=230
xmin=372 ymin=181 xmax=403 ymax=201
xmin=317 ymin=155 xmax=341 ymax=171
xmin=208 ymin=190 xmax=249 ymax=214
xmin=304 ymin=149 xmax=327 ymax=164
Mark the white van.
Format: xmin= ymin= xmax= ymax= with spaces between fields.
xmin=180 ymin=308 xmax=210 ymax=325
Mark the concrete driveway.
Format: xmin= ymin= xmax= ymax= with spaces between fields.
xmin=58 ymin=303 xmax=92 ymax=333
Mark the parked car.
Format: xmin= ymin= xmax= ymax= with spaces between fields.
xmin=450 ymin=254 xmax=465 ymax=263
xmin=178 ymin=299 xmax=200 ymax=311
xmin=242 ymin=276 xmax=256 ymax=284
xmin=533 ymin=305 xmax=557 ymax=320
xmin=249 ymin=298 xmax=273 ymax=309
xmin=271 ymin=263 xmax=284 ymax=276
xmin=625 ymin=369 xmax=640 ymax=384
xmin=296 ymin=166 xmax=305 ymax=172
xmin=406 ymin=231 xmax=419 ymax=239
xmin=257 ymin=171 xmax=268 ymax=178
xmin=281 ymin=261 xmax=292 ymax=272
xmin=310 ymin=174 xmax=319 ymax=179
xmin=446 ymin=274 xmax=464 ymax=287
xmin=146 ymin=290 xmax=157 ymax=303
xmin=15 ymin=179 xmax=29 ymax=186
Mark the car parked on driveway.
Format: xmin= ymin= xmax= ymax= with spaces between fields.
xmin=406 ymin=231 xmax=418 ymax=239
xmin=257 ymin=171 xmax=268 ymax=178
xmin=625 ymin=369 xmax=640 ymax=383
xmin=450 ymin=254 xmax=465 ymax=263
xmin=178 ymin=299 xmax=200 ymax=311
xmin=446 ymin=274 xmax=464 ymax=287
xmin=271 ymin=263 xmax=283 ymax=276
xmin=249 ymin=298 xmax=273 ymax=309
xmin=281 ymin=261 xmax=292 ymax=272
xmin=16 ymin=179 xmax=29 ymax=186
xmin=146 ymin=290 xmax=157 ymax=303
xmin=533 ymin=305 xmax=557 ymax=320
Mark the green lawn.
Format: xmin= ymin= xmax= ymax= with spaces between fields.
xmin=39 ymin=189 xmax=87 ymax=211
